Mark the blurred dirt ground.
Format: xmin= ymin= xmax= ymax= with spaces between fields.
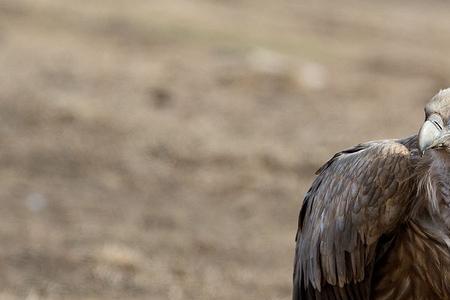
xmin=0 ymin=0 xmax=449 ymax=299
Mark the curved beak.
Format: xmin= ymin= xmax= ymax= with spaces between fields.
xmin=419 ymin=120 xmax=450 ymax=154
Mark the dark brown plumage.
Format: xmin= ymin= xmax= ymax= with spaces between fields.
xmin=293 ymin=89 xmax=450 ymax=300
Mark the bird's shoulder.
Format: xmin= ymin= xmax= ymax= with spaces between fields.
xmin=316 ymin=135 xmax=418 ymax=176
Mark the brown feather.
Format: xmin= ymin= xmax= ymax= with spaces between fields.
xmin=293 ymin=137 xmax=418 ymax=299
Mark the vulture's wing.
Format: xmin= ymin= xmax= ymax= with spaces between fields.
xmin=293 ymin=139 xmax=417 ymax=299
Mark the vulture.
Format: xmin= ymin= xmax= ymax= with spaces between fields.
xmin=293 ymin=89 xmax=450 ymax=299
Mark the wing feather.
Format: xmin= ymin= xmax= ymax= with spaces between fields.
xmin=293 ymin=138 xmax=417 ymax=299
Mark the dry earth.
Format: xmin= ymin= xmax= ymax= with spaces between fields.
xmin=0 ymin=0 xmax=449 ymax=299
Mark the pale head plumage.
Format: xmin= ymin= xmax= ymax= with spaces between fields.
xmin=426 ymin=88 xmax=450 ymax=119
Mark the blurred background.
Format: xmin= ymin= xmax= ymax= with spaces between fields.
xmin=0 ymin=0 xmax=449 ymax=299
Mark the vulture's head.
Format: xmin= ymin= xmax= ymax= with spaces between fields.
xmin=419 ymin=88 xmax=450 ymax=156
xmin=418 ymin=89 xmax=450 ymax=223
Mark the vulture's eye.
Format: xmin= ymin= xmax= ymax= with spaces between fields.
xmin=429 ymin=114 xmax=444 ymax=130
xmin=432 ymin=120 xmax=443 ymax=130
